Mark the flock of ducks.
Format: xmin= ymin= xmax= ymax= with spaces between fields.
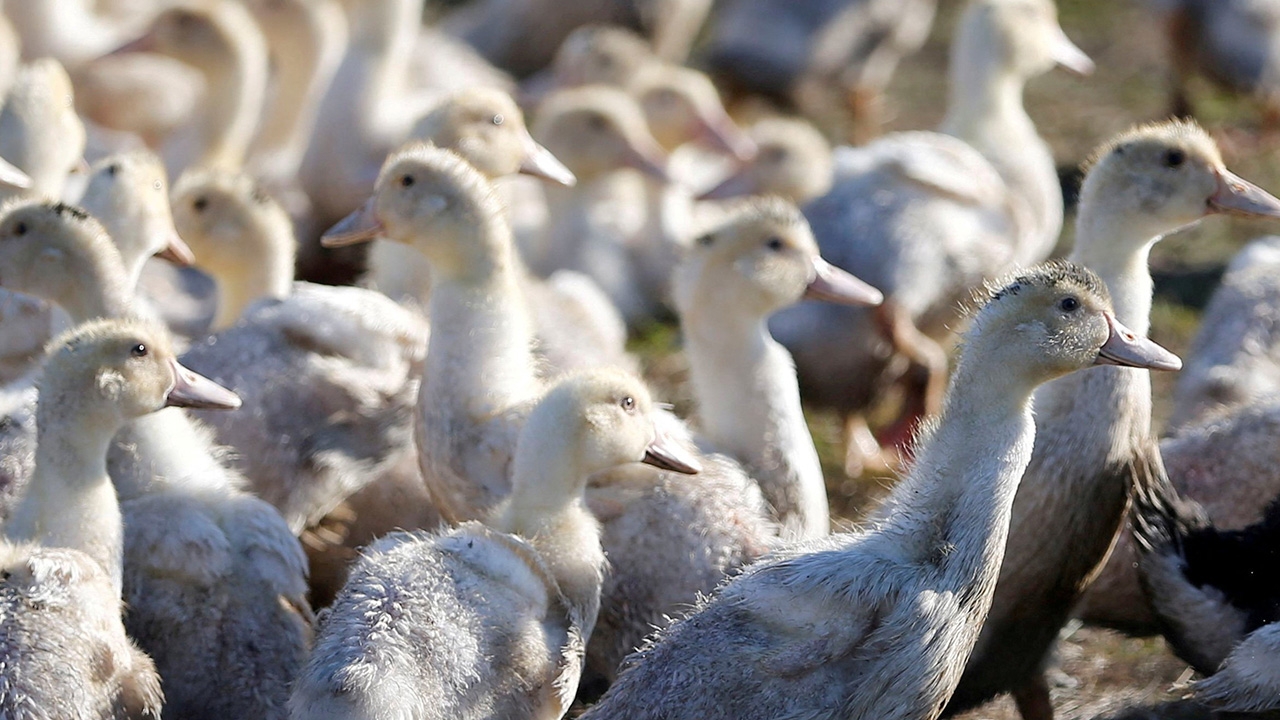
xmin=2 ymin=0 xmax=1280 ymax=719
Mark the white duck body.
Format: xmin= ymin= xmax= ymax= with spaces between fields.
xmin=0 ymin=202 xmax=314 ymax=720
xmin=170 ymin=169 xmax=428 ymax=534
xmin=582 ymin=263 xmax=1180 ymax=720
xmin=291 ymin=369 xmax=693 ymax=720
xmin=949 ymin=121 xmax=1280 ymax=718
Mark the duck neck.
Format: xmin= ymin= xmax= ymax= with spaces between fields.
xmin=60 ymin=249 xmax=133 ymax=324
xmin=496 ymin=450 xmax=604 ymax=619
xmin=211 ymin=228 xmax=295 ymax=330
xmin=196 ymin=32 xmax=269 ymax=170
xmin=424 ymin=227 xmax=539 ymax=420
xmin=1070 ymin=195 xmax=1162 ymax=334
xmin=872 ymin=350 xmax=1038 ymax=593
xmin=10 ymin=395 xmax=125 ymax=594
xmin=682 ymin=308 xmax=829 ymax=538
xmin=108 ymin=411 xmax=239 ymax=501
xmin=251 ymin=1 xmax=345 ymax=175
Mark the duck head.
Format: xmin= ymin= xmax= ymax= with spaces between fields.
xmin=80 ymin=152 xmax=192 ymax=282
xmin=699 ymin=117 xmax=833 ymax=203
xmin=629 ymin=64 xmax=755 ymax=160
xmin=532 ymin=86 xmax=671 ymax=183
xmin=410 ymin=88 xmax=576 ymax=186
xmin=674 ymin=197 xmax=881 ymax=323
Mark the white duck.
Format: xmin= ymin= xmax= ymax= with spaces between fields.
xmin=0 ymin=318 xmax=233 ymax=720
xmin=699 ymin=116 xmax=835 ymax=205
xmin=0 ymin=200 xmax=316 ymax=720
xmin=171 ymin=168 xmax=428 ymax=535
xmin=581 ymin=263 xmax=1180 ymax=720
xmin=0 ymin=58 xmax=88 ymax=201
xmin=767 ymin=0 xmax=1092 ymax=476
xmin=291 ymin=369 xmax=699 ymax=720
xmin=947 ymin=120 xmax=1280 ymax=720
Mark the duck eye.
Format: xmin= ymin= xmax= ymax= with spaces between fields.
xmin=105 ymin=163 xmax=120 ymax=177
xmin=13 ymin=221 xmax=26 ymax=236
xmin=586 ymin=114 xmax=608 ymax=132
xmin=766 ymin=237 xmax=784 ymax=252
xmin=1058 ymin=296 xmax=1079 ymax=313
xmin=400 ymin=174 xmax=415 ymax=188
xmin=620 ymin=396 xmax=636 ymax=413
xmin=491 ymin=114 xmax=504 ymax=126
xmin=696 ymin=233 xmax=714 ymax=247
xmin=192 ymin=197 xmax=208 ymax=212
xmin=130 ymin=343 xmax=147 ymax=357
xmin=1164 ymin=149 xmax=1185 ymax=168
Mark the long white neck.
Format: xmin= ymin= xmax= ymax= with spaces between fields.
xmin=494 ymin=435 xmax=604 ymax=623
xmin=250 ymin=0 xmax=346 ymax=178
xmin=1070 ymin=191 xmax=1163 ymax=333
xmin=8 ymin=394 xmax=125 ymax=595
xmin=210 ymin=227 xmax=295 ymax=330
xmin=939 ymin=34 xmax=1060 ymax=263
xmin=871 ymin=351 xmax=1038 ymax=595
xmin=683 ymin=309 xmax=829 ymax=538
xmin=191 ymin=30 xmax=269 ymax=172
xmin=53 ymin=250 xmax=133 ymax=324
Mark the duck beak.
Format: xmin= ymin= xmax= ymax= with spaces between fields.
xmin=321 ymin=197 xmax=383 ymax=247
xmin=0 ymin=158 xmax=31 ymax=189
xmin=105 ymin=32 xmax=157 ymax=57
xmin=623 ymin=139 xmax=673 ymax=183
xmin=155 ymin=233 xmax=195 ymax=266
xmin=641 ymin=426 xmax=701 ymax=475
xmin=1050 ymin=27 xmax=1095 ymax=75
xmin=165 ymin=358 xmax=241 ymax=410
xmin=1208 ymin=169 xmax=1280 ymax=219
xmin=519 ymin=132 xmax=577 ymax=187
xmin=804 ymin=257 xmax=884 ymax=306
xmin=698 ymin=165 xmax=755 ymax=200
xmin=695 ymin=111 xmax=757 ymax=162
xmin=1094 ymin=313 xmax=1181 ymax=371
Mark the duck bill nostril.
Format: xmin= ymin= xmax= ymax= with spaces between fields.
xmin=321 ymin=198 xmax=383 ymax=247
xmin=164 ymin=358 xmax=242 ymax=410
xmin=1207 ymin=169 xmax=1280 ymax=219
xmin=1093 ymin=313 xmax=1182 ymax=371
xmin=803 ymin=258 xmax=884 ymax=307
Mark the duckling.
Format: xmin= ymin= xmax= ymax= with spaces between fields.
xmin=530 ymin=85 xmax=672 ymax=323
xmin=107 ymin=1 xmax=269 ymax=178
xmin=0 ymin=318 xmax=239 ymax=720
xmin=291 ymin=369 xmax=698 ymax=720
xmin=947 ymin=121 xmax=1280 ymax=720
xmin=0 ymin=58 xmax=88 ymax=201
xmin=1129 ymin=450 xmax=1280 ymax=715
xmin=0 ymin=200 xmax=315 ymax=720
xmin=700 ymin=117 xmax=834 ymax=205
xmin=171 ymin=168 xmax=428 ymax=535
xmin=581 ymin=263 xmax=1180 ymax=720
xmin=768 ymin=0 xmax=1091 ymax=477
xmin=1077 ymin=237 xmax=1280 ymax=631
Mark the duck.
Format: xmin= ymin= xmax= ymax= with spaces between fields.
xmin=0 ymin=200 xmax=316 ymax=720
xmin=579 ymin=262 xmax=1181 ymax=720
xmin=105 ymin=1 xmax=270 ymax=179
xmin=0 ymin=10 xmax=20 ymax=98
xmin=1076 ymin=237 xmax=1280 ymax=632
xmin=323 ymin=147 xmax=780 ymax=686
xmin=3 ymin=0 xmax=144 ymax=69
xmin=946 ymin=121 xmax=1280 ymax=720
xmin=0 ymin=58 xmax=88 ymax=201
xmin=1 ymin=317 xmax=240 ymax=720
xmin=529 ymin=85 xmax=673 ymax=323
xmin=1159 ymin=0 xmax=1280 ymax=121
xmin=1129 ymin=447 xmax=1280 ymax=715
xmin=170 ymin=168 xmax=429 ymax=535
xmin=765 ymin=0 xmax=1092 ymax=477
xmin=700 ymin=116 xmax=834 ymax=205
xmin=290 ymin=368 xmax=699 ymax=720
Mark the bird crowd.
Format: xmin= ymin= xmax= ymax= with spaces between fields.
xmin=1 ymin=0 xmax=1279 ymax=719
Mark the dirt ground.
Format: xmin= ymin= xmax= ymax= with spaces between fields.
xmin=627 ymin=0 xmax=1280 ymax=717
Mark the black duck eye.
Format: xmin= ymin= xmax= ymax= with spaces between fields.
xmin=192 ymin=197 xmax=208 ymax=212
xmin=491 ymin=114 xmax=504 ymax=126
xmin=130 ymin=343 xmax=147 ymax=357
xmin=1058 ymin=296 xmax=1079 ymax=313
xmin=105 ymin=163 xmax=120 ymax=177
xmin=400 ymin=174 xmax=415 ymax=188
xmin=696 ymin=233 xmax=714 ymax=247
xmin=12 ymin=221 xmax=26 ymax=236
xmin=766 ymin=237 xmax=784 ymax=252
xmin=1163 ymin=149 xmax=1185 ymax=168
xmin=586 ymin=114 xmax=608 ymax=132
xmin=620 ymin=396 xmax=636 ymax=413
